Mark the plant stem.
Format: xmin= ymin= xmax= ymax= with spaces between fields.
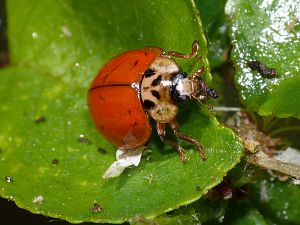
xmin=247 ymin=150 xmax=300 ymax=178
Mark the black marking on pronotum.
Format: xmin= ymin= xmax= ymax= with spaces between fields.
xmin=151 ymin=75 xmax=162 ymax=86
xmin=34 ymin=116 xmax=46 ymax=124
xmin=143 ymin=100 xmax=155 ymax=110
xmin=248 ymin=60 xmax=277 ymax=78
xmin=151 ymin=90 xmax=160 ymax=99
xmin=144 ymin=69 xmax=155 ymax=78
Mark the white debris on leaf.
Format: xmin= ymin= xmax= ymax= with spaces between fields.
xmin=274 ymin=147 xmax=300 ymax=166
xmin=102 ymin=148 xmax=143 ymax=179
xmin=291 ymin=178 xmax=300 ymax=185
xmin=33 ymin=195 xmax=44 ymax=204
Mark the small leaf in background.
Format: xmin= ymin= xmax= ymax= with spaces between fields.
xmin=0 ymin=0 xmax=244 ymax=223
xmin=196 ymin=0 xmax=230 ymax=68
xmin=249 ymin=179 xmax=300 ymax=224
xmin=226 ymin=0 xmax=300 ymax=118
xmin=218 ymin=199 xmax=270 ymax=225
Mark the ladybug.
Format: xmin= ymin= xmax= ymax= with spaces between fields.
xmin=88 ymin=41 xmax=219 ymax=162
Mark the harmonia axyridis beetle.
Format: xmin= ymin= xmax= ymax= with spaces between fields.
xmin=88 ymin=41 xmax=219 ymax=164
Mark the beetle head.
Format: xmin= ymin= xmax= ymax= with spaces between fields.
xmin=171 ymin=71 xmax=219 ymax=103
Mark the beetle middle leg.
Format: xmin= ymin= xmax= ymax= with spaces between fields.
xmin=156 ymin=123 xmax=187 ymax=162
xmin=162 ymin=40 xmax=200 ymax=59
xmin=169 ymin=118 xmax=206 ymax=161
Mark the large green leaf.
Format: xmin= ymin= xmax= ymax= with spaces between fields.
xmin=226 ymin=0 xmax=300 ymax=118
xmin=0 ymin=0 xmax=244 ymax=223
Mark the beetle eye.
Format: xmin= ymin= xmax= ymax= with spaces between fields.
xmin=206 ymin=88 xmax=219 ymax=99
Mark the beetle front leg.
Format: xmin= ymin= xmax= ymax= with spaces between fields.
xmin=168 ymin=119 xmax=206 ymax=161
xmin=156 ymin=123 xmax=187 ymax=163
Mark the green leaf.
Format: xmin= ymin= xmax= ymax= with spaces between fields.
xmin=226 ymin=0 xmax=300 ymax=118
xmin=0 ymin=0 xmax=244 ymax=223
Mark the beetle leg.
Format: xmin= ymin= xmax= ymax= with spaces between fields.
xmin=156 ymin=123 xmax=187 ymax=163
xmin=192 ymin=66 xmax=205 ymax=79
xmin=162 ymin=40 xmax=199 ymax=59
xmin=168 ymin=119 xmax=206 ymax=161
xmin=192 ymin=93 xmax=209 ymax=101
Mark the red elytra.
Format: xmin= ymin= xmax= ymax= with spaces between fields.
xmin=88 ymin=47 xmax=162 ymax=150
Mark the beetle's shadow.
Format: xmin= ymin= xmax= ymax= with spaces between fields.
xmin=176 ymin=101 xmax=198 ymax=125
